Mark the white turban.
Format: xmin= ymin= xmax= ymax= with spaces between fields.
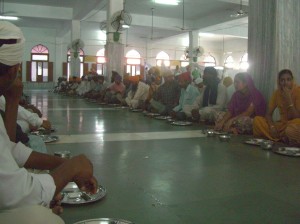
xmin=0 ymin=21 xmax=25 ymax=66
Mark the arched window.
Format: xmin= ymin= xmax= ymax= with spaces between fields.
xmin=126 ymin=49 xmax=141 ymax=76
xmin=30 ymin=44 xmax=49 ymax=82
xmin=67 ymin=48 xmax=85 ymax=78
xmin=156 ymin=51 xmax=170 ymax=67
xmin=180 ymin=54 xmax=189 ymax=67
xmin=240 ymin=53 xmax=249 ymax=70
xmin=224 ymin=56 xmax=234 ymax=69
xmin=96 ymin=48 xmax=106 ymax=75
xmin=203 ymin=54 xmax=216 ymax=67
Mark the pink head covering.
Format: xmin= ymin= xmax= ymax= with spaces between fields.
xmin=228 ymin=73 xmax=266 ymax=117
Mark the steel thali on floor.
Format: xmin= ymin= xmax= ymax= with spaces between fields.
xmin=171 ymin=121 xmax=193 ymax=126
xmin=62 ymin=182 xmax=106 ymax=205
xmin=73 ymin=218 xmax=133 ymax=224
xmin=273 ymin=147 xmax=300 ymax=157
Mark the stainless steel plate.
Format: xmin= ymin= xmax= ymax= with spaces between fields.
xmin=145 ymin=112 xmax=160 ymax=117
xmin=73 ymin=218 xmax=133 ymax=224
xmin=167 ymin=118 xmax=175 ymax=122
xmin=244 ymin=138 xmax=266 ymax=146
xmin=54 ymin=151 xmax=71 ymax=159
xmin=273 ymin=147 xmax=300 ymax=157
xmin=40 ymin=135 xmax=59 ymax=143
xmin=108 ymin=104 xmax=120 ymax=107
xmin=171 ymin=121 xmax=192 ymax=126
xmin=62 ymin=182 xmax=106 ymax=205
xmin=131 ymin=108 xmax=143 ymax=112
xmin=155 ymin=115 xmax=172 ymax=120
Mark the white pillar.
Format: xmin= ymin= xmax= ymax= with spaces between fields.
xmin=188 ymin=30 xmax=199 ymax=71
xmin=70 ymin=20 xmax=81 ymax=79
xmin=105 ymin=0 xmax=125 ymax=81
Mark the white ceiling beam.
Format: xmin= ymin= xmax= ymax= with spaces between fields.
xmin=5 ymin=3 xmax=72 ymax=20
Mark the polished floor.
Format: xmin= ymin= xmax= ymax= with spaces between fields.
xmin=26 ymin=90 xmax=300 ymax=224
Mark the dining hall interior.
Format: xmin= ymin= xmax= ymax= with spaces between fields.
xmin=1 ymin=0 xmax=300 ymax=223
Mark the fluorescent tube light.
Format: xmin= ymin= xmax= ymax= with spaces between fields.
xmin=199 ymin=33 xmax=215 ymax=37
xmin=154 ymin=0 xmax=179 ymax=5
xmin=0 ymin=15 xmax=19 ymax=21
xmin=122 ymin=24 xmax=130 ymax=29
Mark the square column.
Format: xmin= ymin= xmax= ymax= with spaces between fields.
xmin=249 ymin=0 xmax=300 ymax=99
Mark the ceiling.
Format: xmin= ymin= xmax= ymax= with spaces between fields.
xmin=1 ymin=0 xmax=249 ymax=45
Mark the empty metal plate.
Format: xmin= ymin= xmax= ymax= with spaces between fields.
xmin=273 ymin=147 xmax=300 ymax=157
xmin=171 ymin=121 xmax=192 ymax=126
xmin=155 ymin=115 xmax=172 ymax=120
xmin=73 ymin=218 xmax=134 ymax=224
xmin=62 ymin=182 xmax=106 ymax=205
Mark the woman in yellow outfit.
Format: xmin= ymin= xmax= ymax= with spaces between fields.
xmin=253 ymin=69 xmax=300 ymax=145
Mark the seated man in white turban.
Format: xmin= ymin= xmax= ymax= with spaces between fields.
xmin=0 ymin=21 xmax=98 ymax=224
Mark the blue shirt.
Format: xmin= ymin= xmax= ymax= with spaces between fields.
xmin=173 ymin=84 xmax=200 ymax=112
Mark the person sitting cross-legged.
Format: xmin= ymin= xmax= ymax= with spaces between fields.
xmin=149 ymin=69 xmax=180 ymax=115
xmin=253 ymin=69 xmax=300 ymax=143
xmin=214 ymin=72 xmax=266 ymax=134
xmin=0 ymin=21 xmax=99 ymax=224
xmin=170 ymin=72 xmax=200 ymax=120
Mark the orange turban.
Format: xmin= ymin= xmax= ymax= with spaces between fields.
xmin=128 ymin=75 xmax=140 ymax=82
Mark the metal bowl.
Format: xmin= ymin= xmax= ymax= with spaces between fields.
xmin=260 ymin=140 xmax=274 ymax=150
xmin=218 ymin=134 xmax=231 ymax=142
xmin=54 ymin=150 xmax=71 ymax=159
xmin=207 ymin=130 xmax=215 ymax=137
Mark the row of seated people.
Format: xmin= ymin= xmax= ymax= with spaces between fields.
xmin=56 ymin=66 xmax=300 ymax=146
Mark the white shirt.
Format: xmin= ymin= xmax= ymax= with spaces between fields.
xmin=125 ymin=82 xmax=150 ymax=108
xmin=0 ymin=96 xmax=43 ymax=133
xmin=0 ymin=117 xmax=56 ymax=210
xmin=192 ymin=83 xmax=227 ymax=110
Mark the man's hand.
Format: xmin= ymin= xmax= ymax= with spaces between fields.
xmin=50 ymin=193 xmax=63 ymax=215
xmin=50 ymin=154 xmax=98 ymax=196
xmin=74 ymin=176 xmax=98 ymax=194
xmin=41 ymin=120 xmax=51 ymax=130
xmin=191 ymin=109 xmax=200 ymax=121
xmin=3 ymin=78 xmax=23 ymax=103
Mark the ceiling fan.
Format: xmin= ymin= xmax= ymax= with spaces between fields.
xmin=140 ymin=8 xmax=163 ymax=41
xmin=230 ymin=0 xmax=248 ymax=17
xmin=174 ymin=0 xmax=191 ymax=31
xmin=0 ymin=0 xmax=18 ymax=20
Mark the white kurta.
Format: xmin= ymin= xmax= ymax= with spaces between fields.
xmin=125 ymin=82 xmax=150 ymax=108
xmin=0 ymin=96 xmax=43 ymax=133
xmin=0 ymin=117 xmax=55 ymax=210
